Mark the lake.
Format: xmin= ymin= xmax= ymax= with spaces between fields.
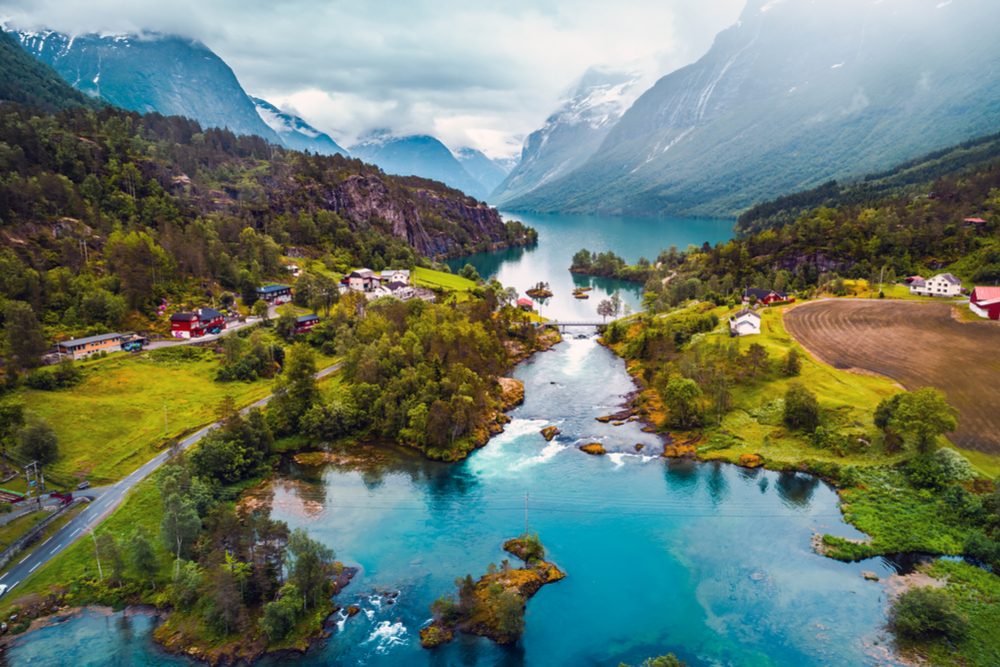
xmin=6 ymin=334 xmax=904 ymax=667
xmin=447 ymin=211 xmax=734 ymax=320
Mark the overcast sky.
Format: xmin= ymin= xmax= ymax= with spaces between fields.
xmin=2 ymin=1 xmax=744 ymax=157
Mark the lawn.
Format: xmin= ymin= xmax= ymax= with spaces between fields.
xmin=692 ymin=303 xmax=903 ymax=470
xmin=413 ymin=266 xmax=477 ymax=293
xmin=7 ymin=348 xmax=274 ymax=485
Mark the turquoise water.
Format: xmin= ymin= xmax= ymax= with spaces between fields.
xmin=7 ymin=335 xmax=903 ymax=666
xmin=447 ymin=212 xmax=734 ymax=320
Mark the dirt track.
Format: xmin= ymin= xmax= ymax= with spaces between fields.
xmin=784 ymin=299 xmax=1000 ymax=454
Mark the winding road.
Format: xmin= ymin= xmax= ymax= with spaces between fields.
xmin=0 ymin=361 xmax=343 ymax=599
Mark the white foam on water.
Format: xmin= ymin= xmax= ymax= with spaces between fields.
xmin=472 ymin=418 xmax=549 ymax=471
xmin=364 ymin=620 xmax=408 ymax=654
xmin=514 ymin=440 xmax=569 ymax=469
xmin=562 ymin=336 xmax=596 ymax=376
xmin=607 ymin=452 xmax=626 ymax=468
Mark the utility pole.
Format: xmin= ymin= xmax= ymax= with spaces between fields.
xmin=91 ymin=530 xmax=103 ymax=581
xmin=163 ymin=401 xmax=169 ymax=437
xmin=524 ymin=492 xmax=529 ymax=535
xmin=24 ymin=461 xmax=44 ymax=508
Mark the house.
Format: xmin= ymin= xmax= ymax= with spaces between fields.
xmin=380 ymin=269 xmax=411 ymax=285
xmin=969 ymin=286 xmax=1000 ymax=320
xmin=284 ymin=263 xmax=301 ymax=277
xmin=743 ymin=287 xmax=793 ymax=305
xmin=293 ymin=314 xmax=320 ymax=334
xmin=170 ymin=308 xmax=226 ymax=339
xmin=256 ymin=284 xmax=292 ymax=304
xmin=517 ymin=297 xmax=534 ymax=311
xmin=909 ymin=273 xmax=962 ymax=297
xmin=344 ymin=269 xmax=379 ymax=292
xmin=729 ymin=309 xmax=761 ymax=336
xmin=57 ymin=333 xmax=126 ymax=360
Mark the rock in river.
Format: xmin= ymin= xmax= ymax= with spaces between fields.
xmin=579 ymin=443 xmax=606 ymax=456
xmin=541 ymin=425 xmax=561 ymax=441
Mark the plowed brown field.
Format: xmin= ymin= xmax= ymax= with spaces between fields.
xmin=784 ymin=299 xmax=1000 ymax=454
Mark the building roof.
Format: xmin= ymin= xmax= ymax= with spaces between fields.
xmin=909 ymin=278 xmax=926 ymax=287
xmin=972 ymin=286 xmax=1000 ymax=305
xmin=170 ymin=312 xmax=197 ymax=322
xmin=744 ymin=287 xmax=786 ymax=300
xmin=732 ymin=309 xmax=761 ymax=321
xmin=295 ymin=314 xmax=320 ymax=323
xmin=257 ymin=284 xmax=290 ymax=294
xmin=933 ymin=273 xmax=962 ymax=285
xmin=57 ymin=332 xmax=123 ymax=348
xmin=387 ymin=281 xmax=409 ymax=291
xmin=517 ymin=297 xmax=534 ymax=307
xmin=349 ymin=269 xmax=376 ymax=278
xmin=199 ymin=307 xmax=223 ymax=320
xmin=964 ymin=217 xmax=987 ymax=224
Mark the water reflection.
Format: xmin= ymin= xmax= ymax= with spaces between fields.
xmin=776 ymin=471 xmax=821 ymax=507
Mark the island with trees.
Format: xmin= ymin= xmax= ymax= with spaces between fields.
xmin=420 ymin=534 xmax=564 ymax=648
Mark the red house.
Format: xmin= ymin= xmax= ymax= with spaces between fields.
xmin=170 ymin=308 xmax=226 ymax=339
xmin=743 ymin=288 xmax=793 ymax=305
xmin=293 ymin=314 xmax=320 ymax=334
xmin=969 ymin=286 xmax=1000 ymax=320
xmin=517 ymin=297 xmax=534 ymax=311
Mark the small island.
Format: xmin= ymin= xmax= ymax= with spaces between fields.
xmin=525 ymin=281 xmax=554 ymax=299
xmin=420 ymin=534 xmax=564 ymax=648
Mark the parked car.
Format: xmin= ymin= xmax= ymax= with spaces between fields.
xmin=76 ymin=480 xmax=90 ymax=490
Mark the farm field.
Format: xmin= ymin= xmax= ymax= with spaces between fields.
xmin=784 ymin=299 xmax=1000 ymax=455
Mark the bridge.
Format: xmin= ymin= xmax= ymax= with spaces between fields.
xmin=537 ymin=320 xmax=607 ymax=328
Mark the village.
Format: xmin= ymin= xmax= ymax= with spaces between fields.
xmin=46 ymin=267 xmax=439 ymax=362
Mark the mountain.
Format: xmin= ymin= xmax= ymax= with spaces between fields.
xmin=251 ymin=97 xmax=349 ymax=156
xmin=12 ymin=29 xmax=281 ymax=143
xmin=0 ymin=28 xmax=98 ymax=112
xmin=506 ymin=0 xmax=1000 ymax=218
xmin=454 ymin=147 xmax=512 ymax=197
xmin=351 ymin=132 xmax=488 ymax=200
xmin=491 ymin=67 xmax=647 ymax=206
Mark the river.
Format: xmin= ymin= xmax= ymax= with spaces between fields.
xmin=6 ymin=333 xmax=904 ymax=666
xmin=7 ymin=214 xmax=906 ymax=666
xmin=447 ymin=212 xmax=734 ymax=320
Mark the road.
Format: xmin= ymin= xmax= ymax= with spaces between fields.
xmin=0 ymin=360 xmax=343 ymax=599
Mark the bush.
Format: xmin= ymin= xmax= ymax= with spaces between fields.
xmin=782 ymin=349 xmax=802 ymax=376
xmin=783 ymin=383 xmax=819 ymax=431
xmin=17 ymin=420 xmax=59 ymax=464
xmin=24 ymin=360 xmax=82 ymax=390
xmin=889 ymin=587 xmax=967 ymax=642
xmin=963 ymin=531 xmax=1000 ymax=569
xmin=905 ymin=450 xmax=974 ymax=490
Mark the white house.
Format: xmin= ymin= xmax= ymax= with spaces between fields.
xmin=909 ymin=273 xmax=963 ymax=297
xmin=345 ymin=268 xmax=378 ymax=292
xmin=380 ymin=269 xmax=411 ymax=285
xmin=729 ymin=309 xmax=761 ymax=336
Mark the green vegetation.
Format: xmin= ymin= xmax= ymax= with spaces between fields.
xmin=0 ymin=28 xmax=100 ymax=112
xmin=570 ymin=249 xmax=653 ymax=283
xmin=421 ymin=535 xmax=564 ymax=648
xmin=412 ymin=266 xmax=478 ymax=293
xmin=890 ymin=586 xmax=968 ymax=643
xmin=620 ymin=655 xmax=686 ymax=667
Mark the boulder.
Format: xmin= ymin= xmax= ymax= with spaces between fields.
xmin=737 ymin=453 xmax=764 ymax=468
xmin=579 ymin=443 xmax=606 ymax=456
xmin=663 ymin=443 xmax=696 ymax=458
xmin=420 ymin=624 xmax=454 ymax=648
xmin=862 ymin=571 xmax=880 ymax=582
xmin=540 ymin=426 xmax=561 ymax=441
xmin=498 ymin=377 xmax=525 ymax=409
xmin=634 ymin=443 xmax=644 ymax=452
xmin=346 ymin=605 xmax=361 ymax=617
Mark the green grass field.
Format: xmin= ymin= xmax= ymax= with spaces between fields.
xmin=7 ymin=348 xmax=274 ymax=485
xmin=694 ymin=303 xmax=903 ymax=470
xmin=413 ymin=267 xmax=477 ymax=293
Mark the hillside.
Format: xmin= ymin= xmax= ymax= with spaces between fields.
xmin=506 ymin=0 xmax=1000 ymax=218
xmin=12 ymin=29 xmax=282 ymax=144
xmin=0 ymin=29 xmax=97 ymax=112
xmin=737 ymin=131 xmax=1000 ymax=234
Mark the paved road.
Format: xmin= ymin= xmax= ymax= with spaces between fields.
xmin=0 ymin=360 xmax=343 ymax=599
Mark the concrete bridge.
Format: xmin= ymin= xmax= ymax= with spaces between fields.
xmin=537 ymin=320 xmax=608 ymax=329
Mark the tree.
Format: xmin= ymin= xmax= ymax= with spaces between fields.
xmin=888 ymin=388 xmax=958 ymax=454
xmin=269 ymin=344 xmax=318 ymax=434
xmin=207 ymin=566 xmax=244 ymax=635
xmin=662 ymin=376 xmax=704 ymax=429
xmin=160 ymin=492 xmax=201 ymax=567
xmin=459 ymin=263 xmax=481 ymax=282
xmin=96 ymin=533 xmax=125 ymax=584
xmin=4 ymin=301 xmax=46 ymax=369
xmin=889 ymin=587 xmax=967 ymax=642
xmin=128 ymin=530 xmax=158 ymax=588
xmin=494 ymin=590 xmax=525 ymax=639
xmin=782 ymin=349 xmax=802 ymax=376
xmin=287 ymin=528 xmax=334 ymax=609
xmin=259 ymin=584 xmax=303 ymax=640
xmin=171 ymin=560 xmax=203 ymax=608
xmin=609 ymin=291 xmax=622 ymax=318
xmin=597 ymin=299 xmax=614 ymax=322
xmin=744 ymin=343 xmax=769 ymax=378
xmin=0 ymin=404 xmax=25 ymax=454
xmin=252 ymin=299 xmax=270 ymax=321
xmin=783 ymin=383 xmax=819 ymax=431
xmin=275 ymin=311 xmax=297 ymax=340
xmin=17 ymin=420 xmax=58 ymax=464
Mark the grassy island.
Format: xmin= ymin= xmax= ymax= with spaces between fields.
xmin=420 ymin=534 xmax=564 ymax=648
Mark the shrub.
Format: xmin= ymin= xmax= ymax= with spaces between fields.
xmin=782 ymin=349 xmax=802 ymax=376
xmin=783 ymin=383 xmax=819 ymax=431
xmin=963 ymin=531 xmax=1000 ymax=569
xmin=889 ymin=587 xmax=967 ymax=642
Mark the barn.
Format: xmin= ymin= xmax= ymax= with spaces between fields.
xmin=969 ymin=286 xmax=1000 ymax=320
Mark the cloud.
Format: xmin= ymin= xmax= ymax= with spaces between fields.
xmin=2 ymin=0 xmax=744 ymax=157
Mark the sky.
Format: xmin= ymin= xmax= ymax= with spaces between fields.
xmin=1 ymin=0 xmax=745 ymax=158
